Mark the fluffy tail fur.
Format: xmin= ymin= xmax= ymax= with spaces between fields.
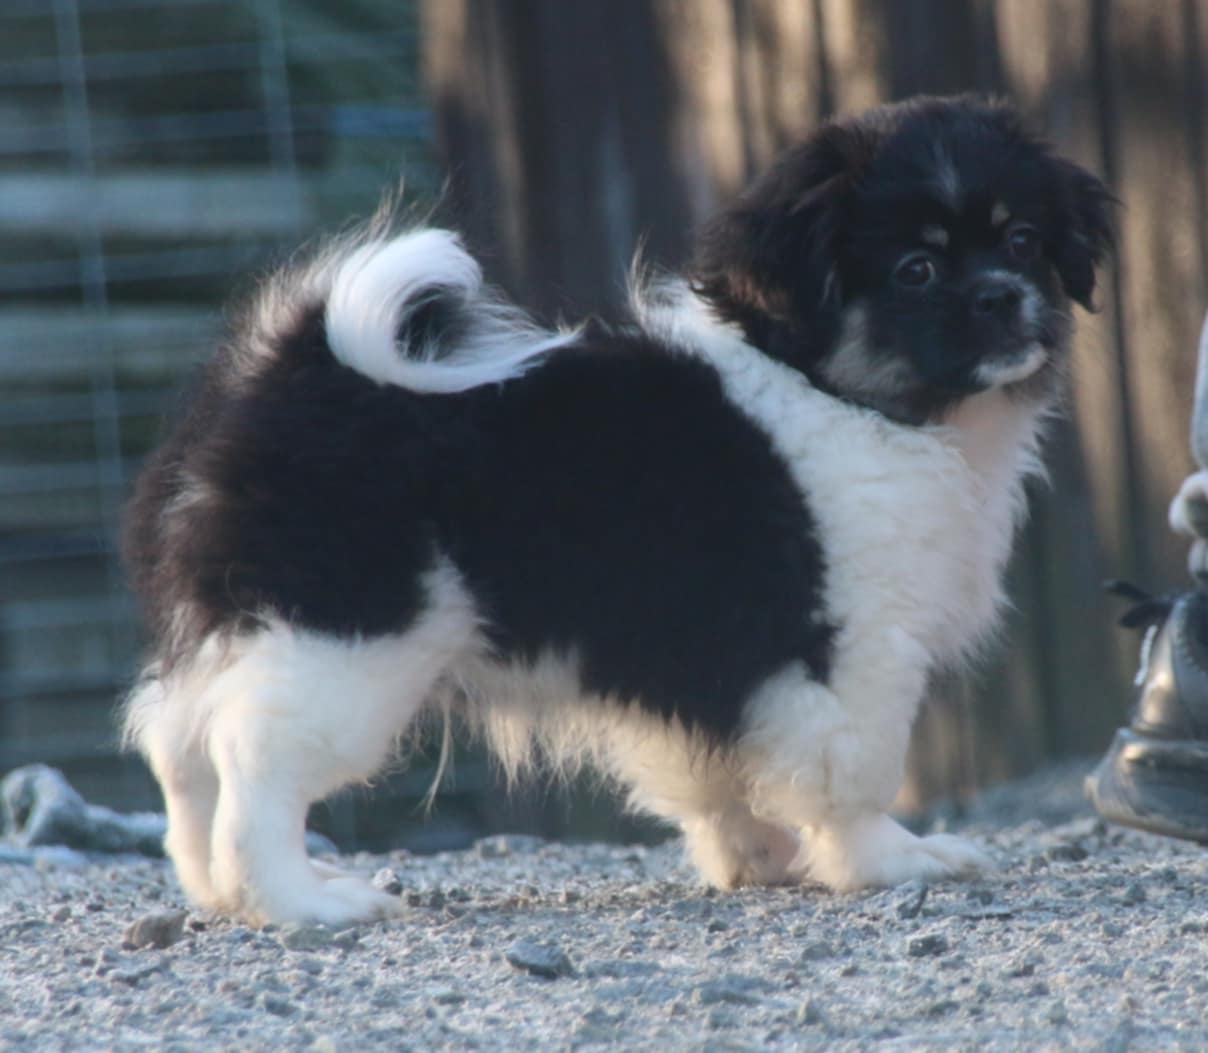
xmin=319 ymin=226 xmax=578 ymax=393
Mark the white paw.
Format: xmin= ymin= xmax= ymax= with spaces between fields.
xmin=310 ymin=858 xmax=356 ymax=881
xmin=686 ymin=811 xmax=805 ymax=888
xmin=804 ymin=814 xmax=992 ymax=891
xmin=251 ymin=875 xmax=405 ymax=927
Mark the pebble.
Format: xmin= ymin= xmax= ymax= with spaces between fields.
xmin=907 ymin=934 xmax=949 ymax=958
xmin=1122 ymin=882 xmax=1147 ymax=905
xmin=896 ymin=881 xmax=929 ymax=919
xmin=371 ymin=868 xmax=403 ymax=895
xmin=110 ymin=961 xmax=168 ymax=986
xmin=799 ymin=939 xmax=838 ymax=962
xmin=504 ymin=939 xmax=574 ymax=979
xmin=1044 ymin=842 xmax=1089 ymax=862
xmin=796 ymin=998 xmax=826 ymax=1026
xmin=122 ymin=910 xmax=188 ymax=950
xmin=431 ymin=986 xmax=466 ymax=1005
xmin=259 ymin=994 xmax=297 ymax=1017
xmin=691 ymin=976 xmax=771 ymax=1007
xmin=279 ymin=924 xmax=335 ymax=952
xmin=475 ymin=835 xmax=545 ymax=859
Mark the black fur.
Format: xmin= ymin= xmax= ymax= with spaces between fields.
xmin=125 ymin=315 xmax=834 ymax=742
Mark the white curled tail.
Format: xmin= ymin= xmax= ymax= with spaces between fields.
xmin=322 ymin=228 xmax=577 ymax=393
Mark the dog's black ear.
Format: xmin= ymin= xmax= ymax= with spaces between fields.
xmin=691 ymin=122 xmax=872 ymax=352
xmin=1053 ymin=159 xmax=1116 ymax=310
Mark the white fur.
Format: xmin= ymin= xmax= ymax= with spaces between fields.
xmin=446 ymin=650 xmax=801 ymax=889
xmin=321 ymin=229 xmax=579 ymax=393
xmin=235 ymin=224 xmax=579 ymax=393
xmin=973 ymin=344 xmax=1047 ymax=388
xmin=634 ymin=282 xmax=1044 ymax=885
xmin=127 ymin=558 xmax=478 ymax=925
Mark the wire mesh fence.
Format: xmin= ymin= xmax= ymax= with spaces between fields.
xmin=0 ymin=0 xmax=440 ymax=827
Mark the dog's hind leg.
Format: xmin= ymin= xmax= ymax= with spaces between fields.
xmin=126 ymin=673 xmax=223 ymax=911
xmin=202 ymin=609 xmax=472 ymax=926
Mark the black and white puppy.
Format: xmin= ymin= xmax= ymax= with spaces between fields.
xmin=123 ymin=95 xmax=1113 ymax=925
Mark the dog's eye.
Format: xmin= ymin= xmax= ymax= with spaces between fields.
xmin=1006 ymin=223 xmax=1041 ymax=262
xmin=894 ymin=253 xmax=937 ymax=289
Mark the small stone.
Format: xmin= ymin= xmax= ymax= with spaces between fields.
xmin=1046 ymin=1000 xmax=1069 ymax=1025
xmin=707 ymin=919 xmax=729 ymax=933
xmin=431 ymin=986 xmax=466 ymax=1005
xmin=123 ymin=910 xmax=188 ymax=951
xmin=1122 ymin=882 xmax=1147 ymax=905
xmin=907 ymin=934 xmax=949 ymax=958
xmin=1102 ymin=920 xmax=1125 ymax=938
xmin=279 ymin=924 xmax=335 ymax=952
xmin=799 ymin=940 xmax=837 ymax=962
xmin=1103 ymin=1021 xmax=1134 ymax=1053
xmin=796 ymin=998 xmax=826 ymax=1025
xmin=896 ymin=881 xmax=929 ymax=919
xmin=331 ymin=929 xmax=361 ymax=950
xmin=371 ymin=868 xmax=403 ymax=895
xmin=1006 ymin=950 xmax=1043 ymax=978
xmin=50 ymin=906 xmax=71 ymax=923
xmin=475 ymin=834 xmax=544 ymax=859
xmin=110 ymin=961 xmax=167 ymax=986
xmin=1045 ymin=842 xmax=1088 ymax=863
xmin=692 ymin=976 xmax=771 ymax=1007
xmin=505 ymin=939 xmax=574 ymax=979
xmin=259 ymin=994 xmax=297 ymax=1017
xmin=927 ymin=999 xmax=959 ymax=1017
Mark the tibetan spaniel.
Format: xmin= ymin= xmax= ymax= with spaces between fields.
xmin=123 ymin=95 xmax=1113 ymax=925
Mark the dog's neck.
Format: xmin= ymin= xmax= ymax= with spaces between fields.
xmin=931 ymin=387 xmax=1051 ymax=495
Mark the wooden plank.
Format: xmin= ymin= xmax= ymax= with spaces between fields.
xmin=1108 ymin=1 xmax=1207 ymax=588
xmin=817 ymin=0 xmax=890 ymax=113
xmin=991 ymin=0 xmax=1133 ymax=757
xmin=734 ymin=0 xmax=826 ymax=164
xmin=0 ymin=170 xmax=311 ymax=238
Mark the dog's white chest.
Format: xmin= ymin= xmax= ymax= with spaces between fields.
xmin=686 ymin=336 xmax=1038 ymax=666
xmin=642 ymin=292 xmax=1045 ymax=670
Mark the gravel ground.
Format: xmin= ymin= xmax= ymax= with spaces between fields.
xmin=2 ymin=761 xmax=1207 ymax=1052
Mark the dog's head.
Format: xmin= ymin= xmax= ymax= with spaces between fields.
xmin=691 ymin=95 xmax=1115 ymax=424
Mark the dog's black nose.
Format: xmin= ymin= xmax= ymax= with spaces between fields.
xmin=971 ymin=280 xmax=1022 ymax=318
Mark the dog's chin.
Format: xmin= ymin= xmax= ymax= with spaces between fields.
xmin=971 ymin=343 xmax=1048 ymax=391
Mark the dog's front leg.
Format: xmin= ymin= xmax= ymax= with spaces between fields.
xmin=739 ymin=656 xmax=991 ymax=891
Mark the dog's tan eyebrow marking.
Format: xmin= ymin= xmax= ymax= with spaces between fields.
xmin=920 ymin=225 xmax=949 ymax=248
xmin=991 ymin=201 xmax=1011 ymax=227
